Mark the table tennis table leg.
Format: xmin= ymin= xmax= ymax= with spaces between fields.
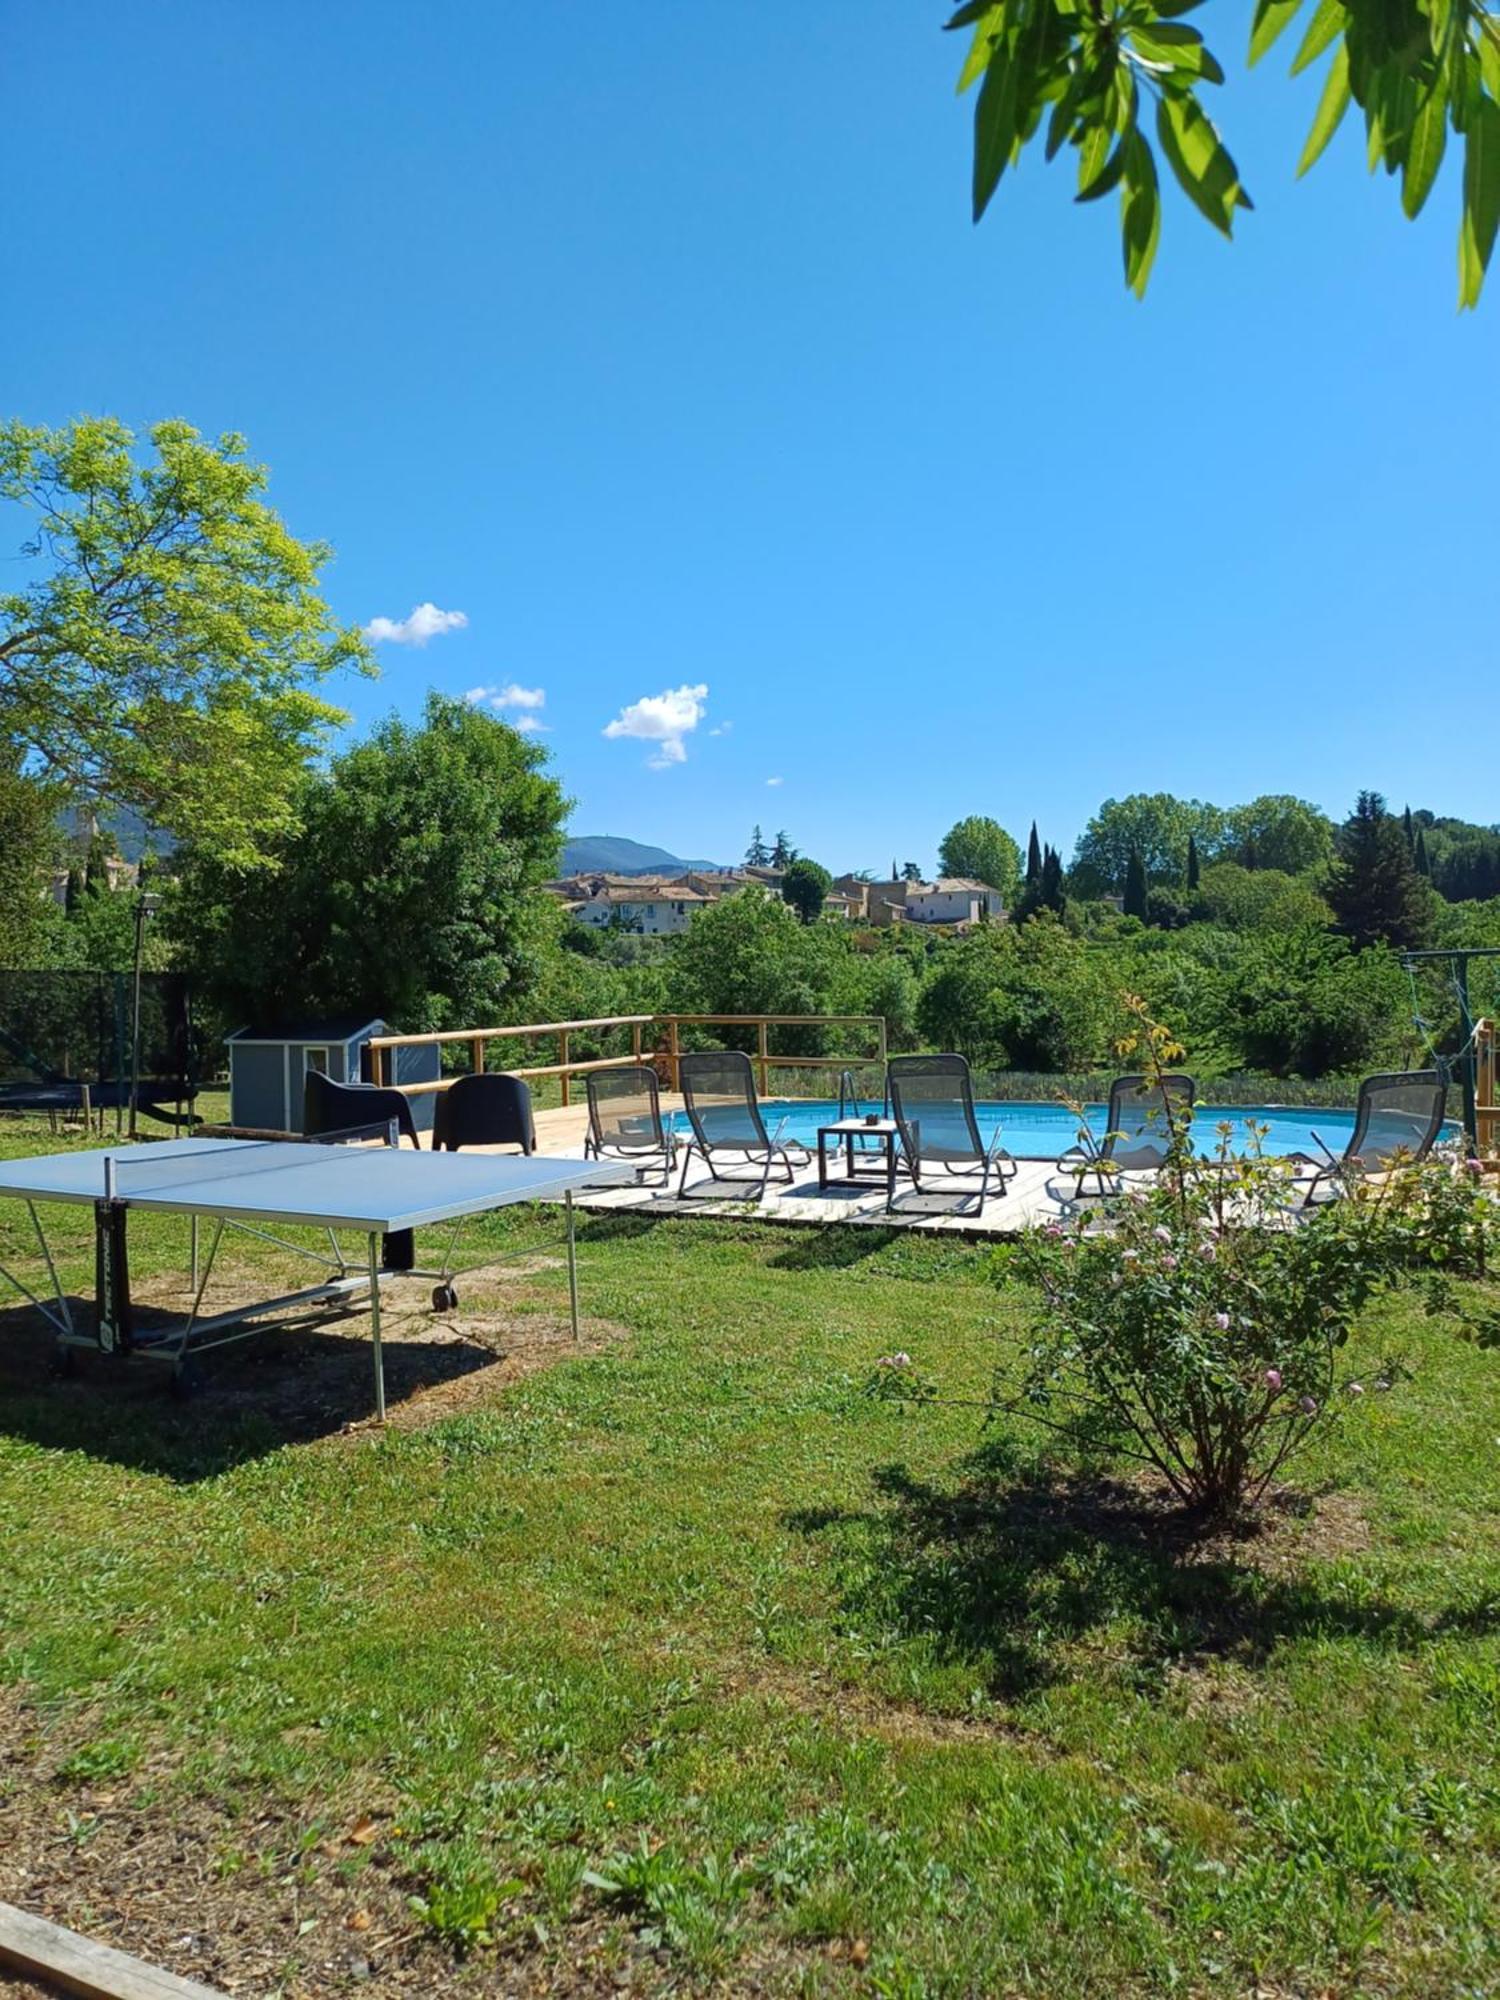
xmin=367 ymin=1230 xmax=387 ymax=1422
xmin=565 ymin=1189 xmax=580 ymax=1343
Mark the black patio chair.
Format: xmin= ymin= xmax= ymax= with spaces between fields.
xmin=303 ymin=1068 xmax=421 ymax=1148
xmin=432 ymin=1071 xmax=536 ymax=1154
xmin=584 ymin=1064 xmax=676 ymax=1184
xmin=1293 ymin=1069 xmax=1447 ymax=1208
xmin=885 ymin=1053 xmax=1016 ymax=1214
xmin=676 ymin=1050 xmax=808 ymax=1200
xmin=1054 ymin=1072 xmax=1196 ymax=1200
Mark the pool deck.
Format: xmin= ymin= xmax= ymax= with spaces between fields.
xmin=528 ymin=1098 xmax=1074 ymax=1238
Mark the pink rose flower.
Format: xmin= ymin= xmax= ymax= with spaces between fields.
xmin=1264 ymin=1368 xmax=1282 ymax=1391
xmin=1213 ymin=1312 xmax=1231 ymax=1331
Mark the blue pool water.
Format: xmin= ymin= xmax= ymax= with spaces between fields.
xmin=754 ymin=1098 xmax=1372 ymax=1161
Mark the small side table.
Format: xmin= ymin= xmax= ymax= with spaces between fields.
xmin=817 ymin=1118 xmax=901 ymax=1200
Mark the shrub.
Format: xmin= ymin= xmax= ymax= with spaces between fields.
xmin=993 ymin=1011 xmax=1494 ymax=1518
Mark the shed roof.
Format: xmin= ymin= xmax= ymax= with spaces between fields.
xmin=227 ymin=1015 xmax=387 ymax=1044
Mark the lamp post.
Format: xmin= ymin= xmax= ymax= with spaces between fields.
xmin=128 ymin=890 xmax=161 ymax=1138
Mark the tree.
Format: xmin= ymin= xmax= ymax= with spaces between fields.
xmin=1123 ymin=848 xmax=1149 ymax=920
xmin=937 ymin=814 xmax=1022 ymax=902
xmin=0 ymin=418 xmax=368 ymax=867
xmin=1071 ymin=794 xmax=1226 ymax=896
xmin=0 ymin=758 xmax=62 ymax=964
xmin=1039 ymin=844 xmax=1065 ymax=913
xmin=1196 ymin=862 xmax=1331 ymax=933
xmin=901 ymin=860 xmax=924 ymax=882
xmin=781 ymin=856 xmax=833 ymax=924
xmin=1227 ymin=796 xmax=1335 ymax=876
xmin=1326 ymin=790 xmax=1437 ymax=951
xmin=770 ymin=830 xmax=796 ymax=866
xmin=916 ymin=915 xmax=1127 ymax=1071
xmin=1415 ymin=826 xmax=1432 ymax=878
xmin=1403 ymin=803 xmax=1416 ymax=853
xmin=1026 ymin=821 xmax=1042 ymax=888
xmin=745 ymin=825 xmax=770 ymax=866
xmin=1186 ymin=832 xmax=1201 ymax=892
xmin=948 ymin=0 xmax=1500 ymax=308
xmin=1014 ymin=840 xmax=1066 ymax=922
xmin=168 ymin=694 xmax=568 ymax=1027
xmin=673 ymin=888 xmax=833 ymax=1019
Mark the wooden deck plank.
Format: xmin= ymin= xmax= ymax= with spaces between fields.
xmin=0 ymin=1902 xmax=228 ymax=2000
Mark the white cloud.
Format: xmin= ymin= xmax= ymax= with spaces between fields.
xmin=708 ymin=721 xmax=733 ymax=737
xmin=463 ymin=684 xmax=548 ymax=731
xmin=363 ymin=602 xmax=469 ymax=647
xmin=466 ymin=682 xmax=546 ymax=713
xmin=603 ymin=683 xmax=709 ymax=770
xmin=765 ymin=776 xmax=784 ymax=787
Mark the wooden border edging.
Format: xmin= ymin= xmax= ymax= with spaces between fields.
xmin=0 ymin=1902 xmax=229 ymax=2000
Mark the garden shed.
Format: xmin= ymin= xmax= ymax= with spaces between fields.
xmin=226 ymin=1016 xmax=439 ymax=1136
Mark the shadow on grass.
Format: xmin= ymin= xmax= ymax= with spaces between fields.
xmin=768 ymin=1228 xmax=904 ymax=1272
xmin=787 ymin=1442 xmax=1500 ymax=1700
xmin=0 ymin=1300 xmax=501 ymax=1482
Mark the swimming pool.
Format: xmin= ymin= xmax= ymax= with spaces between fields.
xmin=754 ymin=1098 xmax=1386 ymax=1161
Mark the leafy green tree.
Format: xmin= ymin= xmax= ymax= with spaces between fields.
xmin=1123 ymin=848 xmax=1149 ymax=919
xmin=770 ymin=830 xmax=796 ymax=866
xmin=673 ymin=888 xmax=833 ymax=1018
xmin=1196 ymin=861 xmax=1331 ymax=932
xmin=1415 ymin=825 xmax=1432 ymax=878
xmin=948 ymin=0 xmax=1500 ymax=307
xmin=781 ymin=856 xmax=834 ymax=924
xmin=917 ymin=915 xmax=1127 ymax=1071
xmin=1418 ymin=813 xmax=1500 ymax=899
xmin=0 ymin=758 xmax=62 ymax=964
xmin=0 ymin=419 xmax=368 ymax=867
xmin=745 ymin=825 xmax=770 ymax=866
xmin=1186 ymin=831 xmax=1201 ymax=892
xmin=168 ymin=694 xmax=567 ymax=1027
xmin=901 ymin=860 xmax=924 ymax=882
xmin=1026 ymin=820 xmax=1042 ymax=887
xmin=1227 ymin=795 xmax=1335 ymax=876
xmin=938 ymin=814 xmax=1022 ymax=901
xmin=1072 ymin=793 xmax=1226 ymax=895
xmin=1326 ymin=790 xmax=1437 ymax=950
xmin=1206 ymin=928 xmax=1409 ymax=1075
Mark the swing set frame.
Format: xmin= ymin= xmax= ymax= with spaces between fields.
xmin=1400 ymin=947 xmax=1500 ymax=1161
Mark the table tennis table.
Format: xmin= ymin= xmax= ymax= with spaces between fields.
xmin=0 ymin=1136 xmax=632 ymax=1417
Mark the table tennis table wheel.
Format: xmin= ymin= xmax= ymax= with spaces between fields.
xmin=431 ymin=1283 xmax=459 ymax=1313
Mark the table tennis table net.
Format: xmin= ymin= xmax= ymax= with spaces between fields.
xmin=109 ymin=1138 xmax=390 ymax=1201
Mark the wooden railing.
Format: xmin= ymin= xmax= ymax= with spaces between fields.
xmin=1479 ymin=1018 xmax=1498 ymax=1158
xmin=366 ymin=1012 xmax=887 ymax=1107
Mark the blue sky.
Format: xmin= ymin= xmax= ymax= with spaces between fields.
xmin=4 ymin=3 xmax=1495 ymax=872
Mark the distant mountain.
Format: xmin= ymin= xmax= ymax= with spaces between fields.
xmin=560 ymin=835 xmax=724 ymax=876
xmin=60 ymin=803 xmax=174 ymax=863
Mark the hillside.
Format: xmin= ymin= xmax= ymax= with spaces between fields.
xmin=561 ymin=835 xmax=723 ymax=876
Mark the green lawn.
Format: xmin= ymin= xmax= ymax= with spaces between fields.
xmin=3 ymin=1119 xmax=1500 ymax=1996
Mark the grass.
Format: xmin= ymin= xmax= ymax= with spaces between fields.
xmin=2 ymin=1116 xmax=1500 ymax=1994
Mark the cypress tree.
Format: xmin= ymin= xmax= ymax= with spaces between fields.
xmin=1123 ymin=848 xmax=1148 ymax=919
xmin=1326 ymin=790 xmax=1435 ymax=950
xmin=1040 ymin=844 xmax=1064 ymax=912
xmin=1026 ymin=821 xmax=1042 ymax=886
xmin=1243 ymin=834 xmax=1259 ymax=872
xmin=1402 ymin=803 xmax=1415 ymax=853
xmin=1186 ymin=832 xmax=1200 ymax=891
xmin=1414 ymin=826 xmax=1431 ymax=877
